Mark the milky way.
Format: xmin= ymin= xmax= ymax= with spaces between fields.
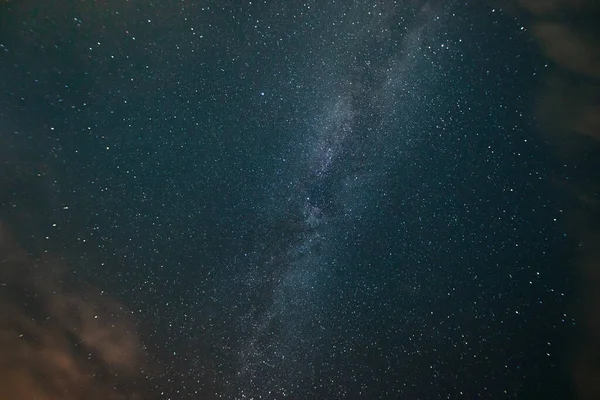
xmin=219 ymin=4 xmax=446 ymax=396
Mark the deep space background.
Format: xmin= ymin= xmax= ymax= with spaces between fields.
xmin=1 ymin=1 xmax=599 ymax=399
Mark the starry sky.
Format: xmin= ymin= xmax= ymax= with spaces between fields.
xmin=1 ymin=0 xmax=599 ymax=399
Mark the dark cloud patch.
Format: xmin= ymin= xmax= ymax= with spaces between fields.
xmin=519 ymin=0 xmax=600 ymax=398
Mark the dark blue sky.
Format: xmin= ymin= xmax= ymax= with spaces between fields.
xmin=1 ymin=1 xmax=593 ymax=399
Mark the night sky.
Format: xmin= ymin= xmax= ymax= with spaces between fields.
xmin=1 ymin=1 xmax=598 ymax=399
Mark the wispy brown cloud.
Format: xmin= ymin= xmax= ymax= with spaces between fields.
xmin=0 ymin=225 xmax=148 ymax=400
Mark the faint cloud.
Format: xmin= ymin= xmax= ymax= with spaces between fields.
xmin=518 ymin=0 xmax=587 ymax=15
xmin=532 ymin=22 xmax=600 ymax=79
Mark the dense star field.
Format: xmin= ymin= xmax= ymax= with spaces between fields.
xmin=2 ymin=1 xmax=598 ymax=399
